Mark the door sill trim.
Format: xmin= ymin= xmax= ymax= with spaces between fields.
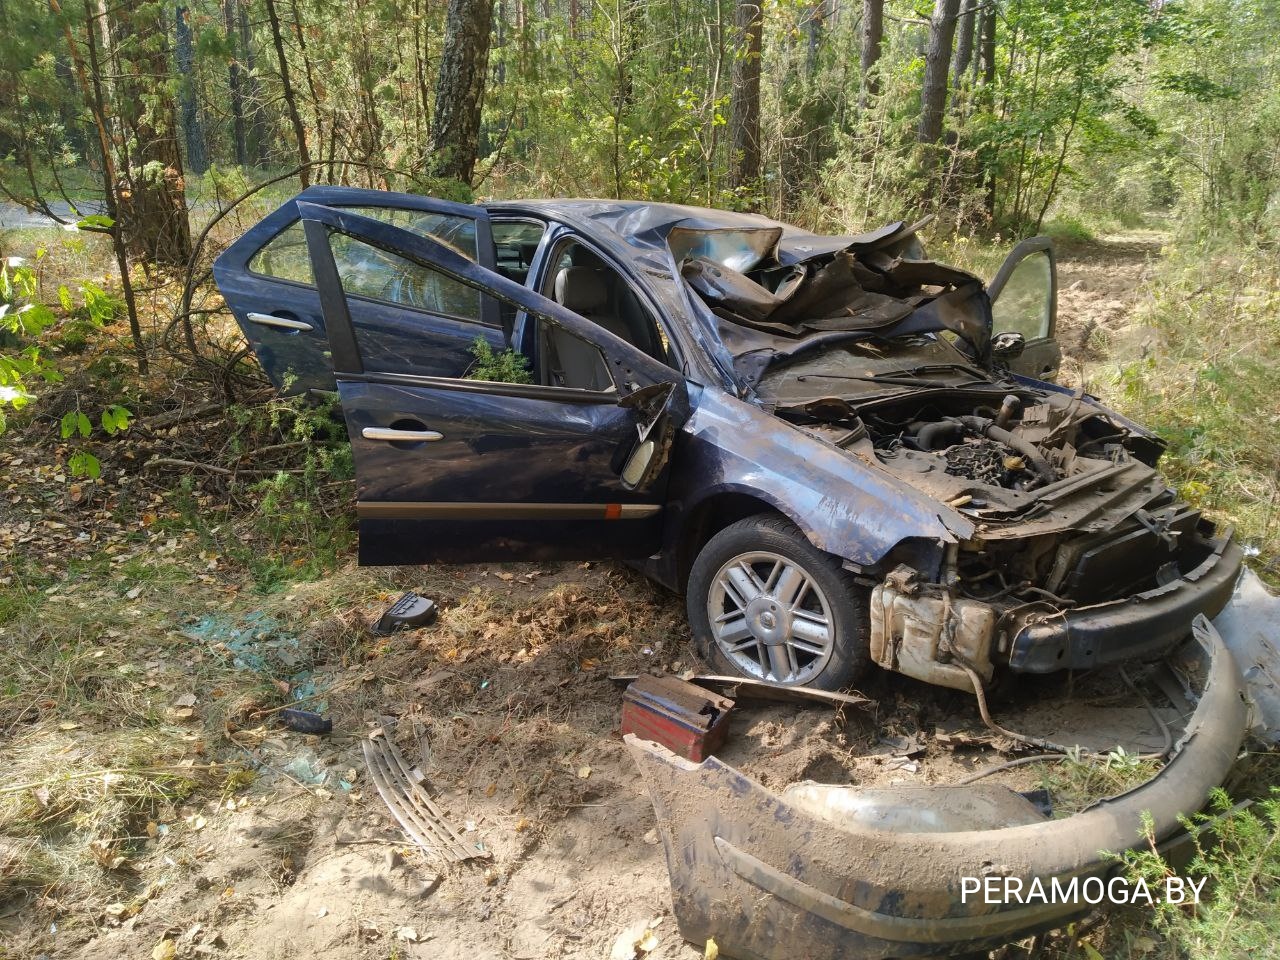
xmin=358 ymin=501 xmax=663 ymax=520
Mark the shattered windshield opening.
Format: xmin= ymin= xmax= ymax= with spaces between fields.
xmin=669 ymin=221 xmax=993 ymax=386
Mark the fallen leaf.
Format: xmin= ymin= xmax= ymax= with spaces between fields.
xmin=705 ymin=938 xmax=719 ymax=960
xmin=396 ymin=926 xmax=420 ymax=942
xmin=173 ymin=693 xmax=197 ymax=708
xmin=126 ymin=586 xmax=143 ymax=600
xmin=577 ymin=765 xmax=591 ymax=779
xmin=151 ymin=940 xmax=176 ymax=960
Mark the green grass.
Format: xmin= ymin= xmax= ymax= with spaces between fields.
xmin=1088 ymin=236 xmax=1280 ymax=581
xmin=1042 ymin=215 xmax=1098 ymax=246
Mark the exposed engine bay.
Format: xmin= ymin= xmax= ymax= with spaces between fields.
xmin=772 ymin=381 xmax=1233 ymax=691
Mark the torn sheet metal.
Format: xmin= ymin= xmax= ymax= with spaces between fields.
xmin=1213 ymin=567 xmax=1280 ymax=743
xmin=609 ymin=673 xmax=874 ymax=713
xmin=362 ymin=735 xmax=487 ymax=863
xmin=627 ymin=618 xmax=1246 ymax=959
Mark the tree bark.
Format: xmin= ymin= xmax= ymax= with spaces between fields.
xmin=224 ymin=0 xmax=249 ymax=166
xmin=175 ymin=5 xmax=208 ymax=174
xmin=425 ymin=0 xmax=495 ymax=185
xmin=917 ymin=0 xmax=961 ymax=146
xmin=978 ymin=3 xmax=997 ymax=218
xmin=263 ymin=0 xmax=311 ymax=185
xmin=728 ymin=0 xmax=762 ymax=202
xmin=806 ymin=0 xmax=826 ymax=77
xmin=951 ymin=0 xmax=976 ymax=86
xmin=859 ymin=0 xmax=883 ymax=108
xmin=237 ymin=0 xmax=271 ymax=166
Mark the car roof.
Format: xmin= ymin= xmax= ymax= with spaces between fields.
xmin=483 ymin=198 xmax=907 ymax=270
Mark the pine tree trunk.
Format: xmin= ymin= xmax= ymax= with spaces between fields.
xmin=425 ymin=0 xmax=495 ymax=185
xmin=859 ymin=0 xmax=883 ymax=108
xmin=917 ymin=0 xmax=961 ymax=146
xmin=225 ymin=0 xmax=249 ymax=166
xmin=952 ymin=0 xmax=975 ymax=86
xmin=263 ymin=0 xmax=311 ymax=185
xmin=978 ymin=3 xmax=997 ymax=218
xmin=105 ymin=0 xmax=193 ymax=267
xmin=238 ymin=0 xmax=271 ymax=165
xmin=175 ymin=5 xmax=208 ymax=174
xmin=728 ymin=0 xmax=762 ymax=202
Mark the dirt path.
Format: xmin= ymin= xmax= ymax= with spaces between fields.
xmin=4 ymin=562 xmax=1181 ymax=960
xmin=1051 ymin=229 xmax=1167 ymax=384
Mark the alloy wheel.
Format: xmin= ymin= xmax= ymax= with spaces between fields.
xmin=706 ymin=550 xmax=835 ymax=685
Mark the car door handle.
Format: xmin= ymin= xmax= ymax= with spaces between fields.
xmin=247 ymin=312 xmax=314 ymax=332
xmin=362 ymin=427 xmax=444 ymax=442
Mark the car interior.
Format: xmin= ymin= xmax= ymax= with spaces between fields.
xmin=535 ymin=240 xmax=668 ymax=390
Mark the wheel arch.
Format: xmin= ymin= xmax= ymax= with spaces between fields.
xmin=675 ymin=488 xmax=796 ymax=591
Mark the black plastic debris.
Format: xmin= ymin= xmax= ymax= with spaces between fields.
xmin=373 ymin=592 xmax=438 ymax=634
xmin=279 ymin=708 xmax=333 ymax=735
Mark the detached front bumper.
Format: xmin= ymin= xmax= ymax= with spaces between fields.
xmin=628 ymin=618 xmax=1247 ymax=959
xmin=1008 ymin=535 xmax=1243 ymax=673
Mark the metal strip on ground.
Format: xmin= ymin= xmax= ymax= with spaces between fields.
xmin=361 ymin=736 xmax=486 ymax=863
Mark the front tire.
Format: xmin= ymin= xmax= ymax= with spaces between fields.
xmin=687 ymin=514 xmax=870 ymax=691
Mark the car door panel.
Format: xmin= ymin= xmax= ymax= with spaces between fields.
xmin=213 ymin=186 xmax=501 ymax=393
xmin=297 ymin=203 xmax=690 ymax=564
xmin=342 ymin=379 xmax=666 ymax=563
xmin=988 ymin=236 xmax=1061 ymax=382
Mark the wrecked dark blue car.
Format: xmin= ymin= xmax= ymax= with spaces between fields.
xmin=214 ymin=187 xmax=1241 ymax=694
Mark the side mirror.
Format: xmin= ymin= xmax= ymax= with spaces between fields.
xmin=991 ymin=330 xmax=1026 ymax=361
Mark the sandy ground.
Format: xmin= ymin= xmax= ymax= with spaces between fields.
xmin=4 ymin=564 xmax=1184 ymax=960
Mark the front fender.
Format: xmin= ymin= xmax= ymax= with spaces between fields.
xmin=670 ymin=390 xmax=973 ymax=570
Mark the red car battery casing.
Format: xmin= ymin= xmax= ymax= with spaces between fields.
xmin=621 ymin=675 xmax=734 ymax=762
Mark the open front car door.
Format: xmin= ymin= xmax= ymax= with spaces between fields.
xmin=296 ymin=202 xmax=691 ymax=565
xmin=988 ymin=236 xmax=1061 ymax=382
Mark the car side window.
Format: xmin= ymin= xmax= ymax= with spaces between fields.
xmin=325 ymin=230 xmax=614 ymax=393
xmin=249 ymin=208 xmax=481 ymax=320
xmin=991 ymin=248 xmax=1054 ymax=341
xmin=491 ymin=220 xmax=545 ymax=285
xmin=330 ymin=234 xmax=480 ymax=322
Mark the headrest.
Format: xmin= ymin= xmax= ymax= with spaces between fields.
xmin=553 ymin=266 xmax=609 ymax=313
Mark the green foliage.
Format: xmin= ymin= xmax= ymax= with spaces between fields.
xmin=1041 ymin=216 xmax=1096 ymax=245
xmin=467 ymin=337 xmax=532 ymax=385
xmin=0 ymin=248 xmax=131 ymax=478
xmin=1118 ymin=790 xmax=1280 ymax=957
xmin=235 ymin=393 xmax=354 ymax=591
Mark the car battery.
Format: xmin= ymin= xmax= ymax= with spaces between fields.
xmin=621 ymin=675 xmax=734 ymax=762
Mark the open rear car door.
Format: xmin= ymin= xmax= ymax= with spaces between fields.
xmin=297 ymin=202 xmax=691 ymax=565
xmin=213 ymin=186 xmax=504 ymax=394
xmin=988 ymin=236 xmax=1061 ymax=382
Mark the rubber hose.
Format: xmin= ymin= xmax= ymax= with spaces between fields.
xmin=915 ymin=420 xmax=965 ymax=452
